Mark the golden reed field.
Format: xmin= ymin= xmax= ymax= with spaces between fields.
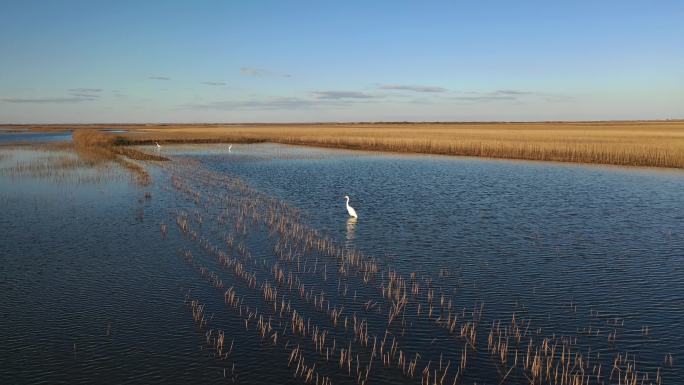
xmin=20 ymin=120 xmax=684 ymax=168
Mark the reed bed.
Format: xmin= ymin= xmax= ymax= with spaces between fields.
xmin=167 ymin=165 xmax=470 ymax=384
xmin=71 ymin=129 xmax=167 ymax=184
xmin=183 ymin=292 xmax=239 ymax=382
xmin=0 ymin=146 xmax=127 ymax=184
xmin=153 ymin=156 xmax=673 ymax=385
xmin=32 ymin=121 xmax=684 ymax=168
xmin=0 ymin=133 xmax=155 ymax=185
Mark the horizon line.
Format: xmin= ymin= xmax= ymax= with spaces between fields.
xmin=3 ymin=118 xmax=684 ymax=126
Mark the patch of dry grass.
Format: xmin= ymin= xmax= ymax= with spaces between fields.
xmin=70 ymin=129 xmax=165 ymax=184
xmin=22 ymin=121 xmax=684 ymax=168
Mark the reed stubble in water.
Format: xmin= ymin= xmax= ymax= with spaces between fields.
xmin=155 ymin=156 xmax=675 ymax=385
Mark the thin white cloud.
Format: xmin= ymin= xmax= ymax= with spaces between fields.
xmin=313 ymin=91 xmax=378 ymax=100
xmin=444 ymin=89 xmax=572 ymax=103
xmin=240 ymin=67 xmax=291 ymax=78
xmin=68 ymin=88 xmax=103 ymax=93
xmin=379 ymin=84 xmax=447 ymax=93
xmin=2 ymin=96 xmax=97 ymax=103
xmin=69 ymin=93 xmax=100 ymax=98
xmin=489 ymin=89 xmax=534 ymax=96
xmin=186 ymin=97 xmax=321 ymax=110
xmin=449 ymin=95 xmax=517 ymax=102
xmin=2 ymin=88 xmax=107 ymax=104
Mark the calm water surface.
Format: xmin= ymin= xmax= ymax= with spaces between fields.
xmin=1 ymin=143 xmax=682 ymax=384
xmin=0 ymin=130 xmax=72 ymax=143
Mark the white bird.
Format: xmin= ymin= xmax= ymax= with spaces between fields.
xmin=155 ymin=142 xmax=161 ymax=151
xmin=228 ymin=144 xmax=232 ymax=152
xmin=344 ymin=195 xmax=358 ymax=218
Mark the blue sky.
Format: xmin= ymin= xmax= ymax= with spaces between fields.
xmin=1 ymin=0 xmax=682 ymax=123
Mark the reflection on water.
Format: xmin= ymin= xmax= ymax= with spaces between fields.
xmin=345 ymin=217 xmax=357 ymax=246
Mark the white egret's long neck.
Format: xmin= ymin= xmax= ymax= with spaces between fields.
xmin=345 ymin=197 xmax=350 ymax=207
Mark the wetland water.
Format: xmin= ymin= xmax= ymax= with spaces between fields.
xmin=1 ymin=142 xmax=682 ymax=384
xmin=0 ymin=130 xmax=72 ymax=144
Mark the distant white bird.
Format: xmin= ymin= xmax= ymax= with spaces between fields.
xmin=155 ymin=142 xmax=161 ymax=151
xmin=344 ymin=195 xmax=358 ymax=218
xmin=228 ymin=144 xmax=232 ymax=152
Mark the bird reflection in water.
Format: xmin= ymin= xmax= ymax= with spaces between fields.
xmin=345 ymin=217 xmax=357 ymax=248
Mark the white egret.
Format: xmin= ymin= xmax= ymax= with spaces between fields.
xmin=155 ymin=142 xmax=161 ymax=151
xmin=344 ymin=195 xmax=358 ymax=218
xmin=228 ymin=144 xmax=232 ymax=152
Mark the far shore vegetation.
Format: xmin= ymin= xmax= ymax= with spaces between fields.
xmin=9 ymin=120 xmax=684 ymax=169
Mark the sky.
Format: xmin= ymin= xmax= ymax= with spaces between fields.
xmin=1 ymin=0 xmax=682 ymax=123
